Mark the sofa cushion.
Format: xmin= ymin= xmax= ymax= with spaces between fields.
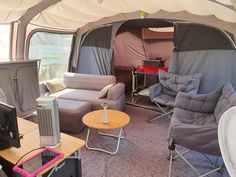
xmin=214 ymin=82 xmax=236 ymax=124
xmin=96 ymin=84 xmax=114 ymax=99
xmin=51 ymin=88 xmax=99 ymax=101
xmin=45 ymin=79 xmax=65 ymax=94
xmin=63 ymin=72 xmax=116 ymax=91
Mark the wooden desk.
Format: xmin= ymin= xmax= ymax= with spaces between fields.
xmin=0 ymin=118 xmax=85 ymax=176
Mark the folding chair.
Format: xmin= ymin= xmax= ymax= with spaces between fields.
xmin=148 ymin=70 xmax=201 ymax=122
xmin=168 ymin=82 xmax=236 ymax=177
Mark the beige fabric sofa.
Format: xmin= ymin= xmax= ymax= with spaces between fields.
xmin=40 ymin=72 xmax=126 ymax=110
xmin=53 ymin=72 xmax=126 ymax=110
xmin=39 ymin=72 xmax=126 ymax=133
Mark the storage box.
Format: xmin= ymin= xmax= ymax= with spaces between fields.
xmin=143 ymin=59 xmax=164 ymax=67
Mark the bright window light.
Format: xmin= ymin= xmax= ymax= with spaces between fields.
xmin=0 ymin=24 xmax=10 ymax=62
xmin=28 ymin=32 xmax=73 ymax=81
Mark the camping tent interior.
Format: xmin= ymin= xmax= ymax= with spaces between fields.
xmin=77 ymin=19 xmax=174 ymax=91
xmin=0 ymin=0 xmax=236 ymax=176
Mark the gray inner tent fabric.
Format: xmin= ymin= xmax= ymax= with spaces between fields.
xmin=0 ymin=60 xmax=39 ymax=116
xmin=77 ymin=23 xmax=122 ymax=75
xmin=169 ymin=23 xmax=236 ymax=94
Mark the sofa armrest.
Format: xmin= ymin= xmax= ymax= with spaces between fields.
xmin=149 ymin=83 xmax=162 ymax=99
xmin=175 ymin=89 xmax=222 ymax=113
xmin=107 ymin=83 xmax=125 ymax=100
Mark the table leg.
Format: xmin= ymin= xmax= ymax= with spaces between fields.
xmin=132 ymin=70 xmax=136 ymax=96
xmin=85 ymin=128 xmax=124 ymax=155
xmin=98 ymin=128 xmax=126 ymax=139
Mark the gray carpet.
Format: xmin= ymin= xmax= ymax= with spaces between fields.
xmin=72 ymin=105 xmax=226 ymax=177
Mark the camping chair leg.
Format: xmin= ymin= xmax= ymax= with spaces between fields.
xmin=173 ymin=148 xmax=223 ymax=177
xmin=155 ymin=102 xmax=167 ymax=114
xmin=168 ymin=150 xmax=174 ymax=177
xmin=147 ymin=109 xmax=174 ymax=123
xmin=147 ymin=102 xmax=174 ymax=122
xmin=198 ymin=166 xmax=222 ymax=177
xmin=175 ymin=149 xmax=201 ymax=176
xmin=173 ymin=149 xmax=190 ymax=160
xmin=168 ymin=137 xmax=175 ymax=177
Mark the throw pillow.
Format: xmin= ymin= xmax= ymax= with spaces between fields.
xmin=45 ymin=79 xmax=65 ymax=94
xmin=96 ymin=84 xmax=114 ymax=99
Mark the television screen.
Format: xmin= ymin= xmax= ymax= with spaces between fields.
xmin=0 ymin=102 xmax=20 ymax=150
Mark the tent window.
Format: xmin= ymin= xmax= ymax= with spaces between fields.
xmin=28 ymin=32 xmax=73 ymax=81
xmin=0 ymin=24 xmax=10 ymax=61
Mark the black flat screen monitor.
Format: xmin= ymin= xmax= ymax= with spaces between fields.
xmin=0 ymin=102 xmax=20 ymax=150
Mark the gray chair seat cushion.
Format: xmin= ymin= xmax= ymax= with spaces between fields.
xmin=152 ymin=94 xmax=175 ymax=107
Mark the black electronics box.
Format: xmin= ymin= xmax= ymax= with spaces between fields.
xmin=143 ymin=58 xmax=164 ymax=67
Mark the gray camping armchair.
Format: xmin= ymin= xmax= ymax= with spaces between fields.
xmin=148 ymin=70 xmax=201 ymax=122
xmin=168 ymin=82 xmax=236 ymax=177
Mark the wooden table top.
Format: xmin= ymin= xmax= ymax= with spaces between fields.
xmin=82 ymin=110 xmax=130 ymax=130
xmin=17 ymin=118 xmax=38 ymax=135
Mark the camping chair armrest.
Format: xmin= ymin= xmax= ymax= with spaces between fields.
xmin=149 ymin=83 xmax=162 ymax=99
xmin=174 ymin=92 xmax=219 ymax=113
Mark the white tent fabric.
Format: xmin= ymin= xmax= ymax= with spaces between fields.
xmin=30 ymin=0 xmax=236 ymax=30
xmin=0 ymin=0 xmax=41 ymax=22
xmin=0 ymin=0 xmax=235 ymax=31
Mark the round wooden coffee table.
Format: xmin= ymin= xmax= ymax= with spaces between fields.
xmin=82 ymin=110 xmax=130 ymax=155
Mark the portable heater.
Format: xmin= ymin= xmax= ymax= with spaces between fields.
xmin=36 ymin=96 xmax=61 ymax=147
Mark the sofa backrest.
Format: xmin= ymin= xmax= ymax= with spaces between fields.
xmin=63 ymin=72 xmax=116 ymax=91
xmin=159 ymin=70 xmax=201 ymax=96
xmin=214 ymin=82 xmax=236 ymax=124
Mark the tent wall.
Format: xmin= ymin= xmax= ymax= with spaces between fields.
xmin=77 ymin=22 xmax=122 ymax=75
xmin=169 ymin=22 xmax=236 ymax=94
xmin=114 ymin=28 xmax=174 ymax=68
xmin=114 ymin=29 xmax=145 ymax=68
xmin=143 ymin=40 xmax=174 ymax=66
xmin=77 ymin=25 xmax=113 ymax=75
xmin=77 ymin=19 xmax=174 ymax=75
xmin=70 ymin=11 xmax=236 ymax=69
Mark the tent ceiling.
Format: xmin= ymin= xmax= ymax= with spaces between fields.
xmin=0 ymin=0 xmax=236 ymax=30
xmin=0 ymin=0 xmax=41 ymax=22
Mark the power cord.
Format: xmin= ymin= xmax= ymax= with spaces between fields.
xmin=15 ymin=147 xmax=45 ymax=165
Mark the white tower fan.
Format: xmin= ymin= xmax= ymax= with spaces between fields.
xmin=36 ymin=96 xmax=61 ymax=147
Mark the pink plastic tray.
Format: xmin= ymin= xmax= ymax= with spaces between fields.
xmin=13 ymin=147 xmax=64 ymax=177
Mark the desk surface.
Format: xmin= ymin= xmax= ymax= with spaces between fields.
xmin=0 ymin=118 xmax=85 ymax=174
xmin=17 ymin=118 xmax=38 ymax=135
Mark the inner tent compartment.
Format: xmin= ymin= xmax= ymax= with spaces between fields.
xmin=77 ymin=19 xmax=175 ymax=92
